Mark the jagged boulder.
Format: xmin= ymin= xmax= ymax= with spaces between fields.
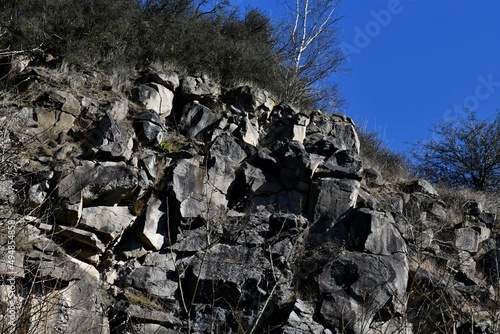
xmin=124 ymin=266 xmax=178 ymax=299
xmin=318 ymin=251 xmax=408 ymax=334
xmin=35 ymin=107 xmax=76 ymax=134
xmin=283 ymin=299 xmax=328 ymax=333
xmin=187 ymin=244 xmax=270 ymax=305
xmin=170 ymin=132 xmax=247 ymax=217
xmin=455 ymin=227 xmax=480 ymax=253
xmin=308 ymin=178 xmax=360 ymax=237
xmin=180 ymin=75 xmax=219 ymax=101
xmin=208 ymin=133 xmax=247 ymax=194
xmin=146 ymin=71 xmax=180 ymax=91
xmin=323 ymin=208 xmax=407 ymax=255
xmin=171 ymin=158 xmax=207 ymax=219
xmin=134 ymin=111 xmax=165 ymax=144
xmin=180 ymin=102 xmax=219 ymax=140
xmin=401 ymin=179 xmax=438 ymax=197
xmin=55 ymin=224 xmax=106 ymax=253
xmin=56 ymin=161 xmax=145 ymax=206
xmin=305 ymin=112 xmax=360 ymax=156
xmin=222 ymin=85 xmax=275 ymax=112
xmin=79 ymin=206 xmax=136 ymax=245
xmin=108 ymin=99 xmax=129 ymax=121
xmin=262 ymin=103 xmax=311 ymax=144
xmin=83 ymin=112 xmax=133 ymax=160
xmin=236 ymin=116 xmax=260 ymax=147
xmin=47 ymin=90 xmax=81 ymax=116
xmin=27 ymin=180 xmax=50 ymax=208
xmin=132 ymin=83 xmax=174 ymax=116
xmin=138 ymin=196 xmax=168 ymax=251
xmin=128 ymin=305 xmax=183 ymax=327
xmin=315 ymin=149 xmax=363 ymax=179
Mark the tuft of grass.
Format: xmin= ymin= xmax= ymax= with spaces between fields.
xmin=157 ymin=140 xmax=177 ymax=154
xmin=124 ymin=289 xmax=165 ymax=312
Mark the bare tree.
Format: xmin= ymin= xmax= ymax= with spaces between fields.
xmin=414 ymin=110 xmax=500 ymax=192
xmin=279 ymin=0 xmax=344 ymax=108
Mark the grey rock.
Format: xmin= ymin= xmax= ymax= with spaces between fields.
xmin=56 ymin=201 xmax=83 ymax=225
xmin=318 ymin=252 xmax=408 ymax=334
xmin=478 ymin=249 xmax=500 ymax=285
xmin=356 ymin=188 xmax=380 ymax=210
xmin=464 ymin=200 xmax=484 ymax=216
xmin=138 ymin=196 xmax=168 ymax=251
xmin=134 ymin=112 xmax=164 ymax=144
xmin=171 ymin=158 xmax=207 ymax=219
xmin=35 ymin=107 xmax=76 ymax=134
xmin=369 ymin=318 xmax=413 ymax=334
xmin=206 ymin=133 xmax=246 ymax=211
xmin=28 ymin=256 xmax=108 ymax=334
xmin=132 ymin=323 xmax=178 ymax=334
xmin=57 ymin=161 xmax=143 ymax=206
xmin=189 ymin=244 xmax=269 ymax=303
xmin=89 ymin=113 xmax=133 ymax=160
xmin=401 ymin=179 xmax=438 ymax=197
xmin=180 ymin=75 xmax=219 ymax=101
xmin=48 ymin=90 xmax=81 ymax=116
xmin=170 ymin=227 xmax=208 ymax=252
xmin=108 ymin=99 xmax=129 ymax=122
xmin=27 ymin=180 xmax=50 ymax=208
xmin=323 ymin=208 xmax=406 ymax=255
xmin=455 ymin=227 xmax=479 ymax=253
xmin=283 ymin=299 xmax=328 ymax=334
xmin=143 ymin=252 xmax=176 ymax=271
xmin=125 ymin=267 xmax=177 ymax=299
xmin=479 ymin=211 xmax=496 ymax=227
xmin=236 ymin=116 xmax=260 ymax=147
xmin=290 ymin=124 xmax=308 ymax=143
xmin=132 ymin=83 xmax=174 ymax=116
xmin=118 ymin=236 xmax=148 ymax=261
xmin=0 ymin=177 xmax=17 ymax=205
xmin=146 ymin=71 xmax=180 ymax=91
xmin=191 ymin=305 xmax=249 ymax=333
xmin=229 ymin=162 xmax=282 ymax=211
xmin=79 ymin=206 xmax=136 ymax=245
xmin=263 ymin=104 xmax=311 ymax=144
xmin=363 ymin=167 xmax=384 ymax=187
xmin=180 ymin=102 xmax=219 ymax=140
xmin=308 ymin=178 xmax=360 ymax=236
xmin=140 ymin=153 xmax=158 ymax=180
xmin=184 ymin=133 xmax=246 ymax=220
xmin=223 ymin=85 xmax=275 ymax=112
xmin=238 ymin=162 xmax=268 ymax=194
xmin=315 ymin=149 xmax=363 ymax=180
xmin=328 ymin=117 xmax=360 ymax=153
xmin=55 ymin=225 xmax=106 ymax=253
xmin=455 ymin=251 xmax=477 ymax=284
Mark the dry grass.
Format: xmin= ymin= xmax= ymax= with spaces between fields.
xmin=124 ymin=289 xmax=165 ymax=312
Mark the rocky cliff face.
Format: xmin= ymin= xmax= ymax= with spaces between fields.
xmin=0 ymin=59 xmax=499 ymax=333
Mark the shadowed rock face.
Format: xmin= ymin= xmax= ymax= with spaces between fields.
xmin=1 ymin=63 xmax=498 ymax=334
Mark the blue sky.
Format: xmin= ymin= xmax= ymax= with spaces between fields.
xmin=236 ymin=0 xmax=500 ymax=153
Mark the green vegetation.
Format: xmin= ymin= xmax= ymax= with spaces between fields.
xmin=157 ymin=140 xmax=177 ymax=154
